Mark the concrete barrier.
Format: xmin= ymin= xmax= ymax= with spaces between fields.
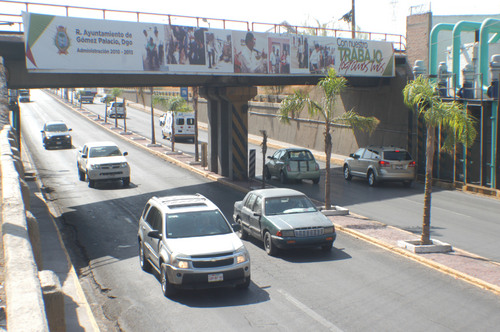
xmin=39 ymin=270 xmax=65 ymax=332
xmin=1 ymin=126 xmax=49 ymax=331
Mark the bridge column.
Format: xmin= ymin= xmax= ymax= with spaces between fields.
xmin=200 ymin=86 xmax=257 ymax=180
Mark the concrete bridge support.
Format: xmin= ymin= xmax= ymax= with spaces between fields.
xmin=200 ymin=86 xmax=257 ymax=180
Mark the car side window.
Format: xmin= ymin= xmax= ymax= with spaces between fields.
xmin=145 ymin=206 xmax=161 ymax=229
xmin=272 ymin=150 xmax=281 ymax=159
xmin=354 ymin=148 xmax=364 ymax=158
xmin=253 ymin=196 xmax=262 ymax=214
xmin=245 ymin=194 xmax=256 ymax=209
xmin=141 ymin=203 xmax=151 ymax=219
xmin=82 ymin=146 xmax=88 ymax=155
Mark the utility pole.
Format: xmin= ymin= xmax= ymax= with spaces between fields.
xmin=352 ymin=0 xmax=356 ymax=39
xmin=150 ymin=87 xmax=156 ymax=145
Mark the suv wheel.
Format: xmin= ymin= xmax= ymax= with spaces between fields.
xmin=88 ymin=178 xmax=95 ymax=188
xmin=78 ymin=169 xmax=86 ymax=181
xmin=343 ymin=166 xmax=352 ymax=181
xmin=368 ymin=170 xmax=376 ymax=187
xmin=161 ymin=263 xmax=176 ymax=298
xmin=403 ymin=180 xmax=412 ymax=187
xmin=236 ymin=218 xmax=248 ymax=240
xmin=139 ymin=241 xmax=152 ymax=272
xmin=123 ymin=177 xmax=130 ymax=187
xmin=312 ymin=177 xmax=320 ymax=184
xmin=236 ymin=276 xmax=251 ymax=290
xmin=280 ymin=171 xmax=287 ymax=184
xmin=264 ymin=166 xmax=271 ymax=180
xmin=264 ymin=231 xmax=277 ymax=256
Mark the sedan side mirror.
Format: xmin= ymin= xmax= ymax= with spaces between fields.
xmin=231 ymin=223 xmax=241 ymax=232
xmin=267 ymin=156 xmax=273 ymax=160
xmin=147 ymin=230 xmax=162 ymax=239
xmin=123 ymin=152 xmax=128 ymax=156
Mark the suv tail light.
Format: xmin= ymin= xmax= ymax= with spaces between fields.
xmin=408 ymin=161 xmax=416 ymax=167
xmin=379 ymin=160 xmax=391 ymax=167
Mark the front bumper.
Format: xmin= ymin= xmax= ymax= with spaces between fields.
xmin=87 ymin=167 xmax=130 ymax=181
xmin=44 ymin=137 xmax=71 ymax=147
xmin=272 ymin=232 xmax=336 ymax=249
xmin=165 ymin=261 xmax=251 ymax=289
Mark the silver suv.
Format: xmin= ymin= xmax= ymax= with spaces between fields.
xmin=343 ymin=146 xmax=415 ymax=187
xmin=138 ymin=194 xmax=251 ymax=297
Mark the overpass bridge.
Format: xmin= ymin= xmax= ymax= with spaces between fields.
xmin=0 ymin=1 xmax=405 ymax=180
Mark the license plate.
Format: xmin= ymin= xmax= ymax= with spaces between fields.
xmin=208 ymin=273 xmax=223 ymax=283
xmin=56 ymin=141 xmax=62 ymax=145
xmin=395 ymin=165 xmax=403 ymax=170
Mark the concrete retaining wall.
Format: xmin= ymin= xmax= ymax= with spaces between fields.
xmin=1 ymin=126 xmax=50 ymax=331
xmin=122 ymin=67 xmax=411 ymax=156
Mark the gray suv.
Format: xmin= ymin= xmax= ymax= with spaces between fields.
xmin=138 ymin=194 xmax=251 ymax=297
xmin=343 ymin=146 xmax=416 ymax=187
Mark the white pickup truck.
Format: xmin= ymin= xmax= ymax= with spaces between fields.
xmin=77 ymin=141 xmax=130 ymax=188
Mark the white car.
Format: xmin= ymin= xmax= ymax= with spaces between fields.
xmin=138 ymin=194 xmax=251 ymax=297
xmin=77 ymin=141 xmax=130 ymax=188
xmin=108 ymin=101 xmax=126 ymax=118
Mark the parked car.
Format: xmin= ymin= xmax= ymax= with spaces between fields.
xmin=264 ymin=148 xmax=320 ymax=184
xmin=343 ymin=146 xmax=416 ymax=187
xmin=138 ymin=194 xmax=251 ymax=297
xmin=41 ymin=121 xmax=72 ymax=149
xmin=108 ymin=101 xmax=126 ymax=118
xmin=233 ymin=188 xmax=336 ymax=255
xmin=76 ymin=141 xmax=130 ymax=188
xmin=161 ymin=111 xmax=195 ymax=142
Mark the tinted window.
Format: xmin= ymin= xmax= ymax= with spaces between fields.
xmin=177 ymin=118 xmax=185 ymax=125
xmin=46 ymin=123 xmax=68 ymax=132
xmin=145 ymin=206 xmax=160 ymax=228
xmin=187 ymin=118 xmax=195 ymax=125
xmin=384 ymin=151 xmax=412 ymax=161
xmin=289 ymin=150 xmax=314 ymax=161
xmin=364 ymin=149 xmax=379 ymax=159
xmin=166 ymin=210 xmax=231 ymax=238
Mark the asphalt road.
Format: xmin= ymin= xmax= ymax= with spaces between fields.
xmin=17 ymin=90 xmax=500 ymax=331
xmin=82 ymin=93 xmax=500 ymax=262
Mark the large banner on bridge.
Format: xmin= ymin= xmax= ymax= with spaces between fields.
xmin=22 ymin=12 xmax=394 ymax=77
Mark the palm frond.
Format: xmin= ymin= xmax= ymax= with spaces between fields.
xmin=334 ymin=110 xmax=380 ymax=133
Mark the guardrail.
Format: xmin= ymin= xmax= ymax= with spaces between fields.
xmin=0 ymin=0 xmax=406 ymax=51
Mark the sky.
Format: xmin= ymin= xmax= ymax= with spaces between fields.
xmin=3 ymin=0 xmax=500 ymax=36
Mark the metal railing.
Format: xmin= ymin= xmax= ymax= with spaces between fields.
xmin=0 ymin=0 xmax=406 ymax=51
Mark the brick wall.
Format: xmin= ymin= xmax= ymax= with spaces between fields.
xmin=406 ymin=13 xmax=432 ymax=77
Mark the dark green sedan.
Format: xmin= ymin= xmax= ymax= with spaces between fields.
xmin=233 ymin=188 xmax=336 ymax=255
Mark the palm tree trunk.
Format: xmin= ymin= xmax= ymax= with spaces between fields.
xmin=324 ymin=124 xmax=332 ymax=210
xmin=421 ymin=125 xmax=436 ymax=245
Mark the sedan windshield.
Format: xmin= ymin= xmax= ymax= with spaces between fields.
xmin=265 ymin=196 xmax=317 ymax=215
xmin=166 ymin=210 xmax=231 ymax=238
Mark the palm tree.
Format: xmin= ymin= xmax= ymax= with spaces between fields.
xmin=279 ymin=68 xmax=379 ymax=210
xmin=153 ymin=95 xmax=192 ymax=151
xmin=403 ymin=75 xmax=477 ymax=245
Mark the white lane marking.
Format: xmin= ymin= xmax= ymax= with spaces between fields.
xmin=277 ymin=288 xmax=343 ymax=332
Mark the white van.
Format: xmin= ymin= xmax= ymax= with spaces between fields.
xmin=161 ymin=112 xmax=195 ymax=142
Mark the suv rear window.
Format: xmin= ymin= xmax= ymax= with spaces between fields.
xmin=383 ymin=151 xmax=412 ymax=161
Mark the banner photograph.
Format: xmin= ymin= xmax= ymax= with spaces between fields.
xmin=23 ymin=12 xmax=395 ymax=77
